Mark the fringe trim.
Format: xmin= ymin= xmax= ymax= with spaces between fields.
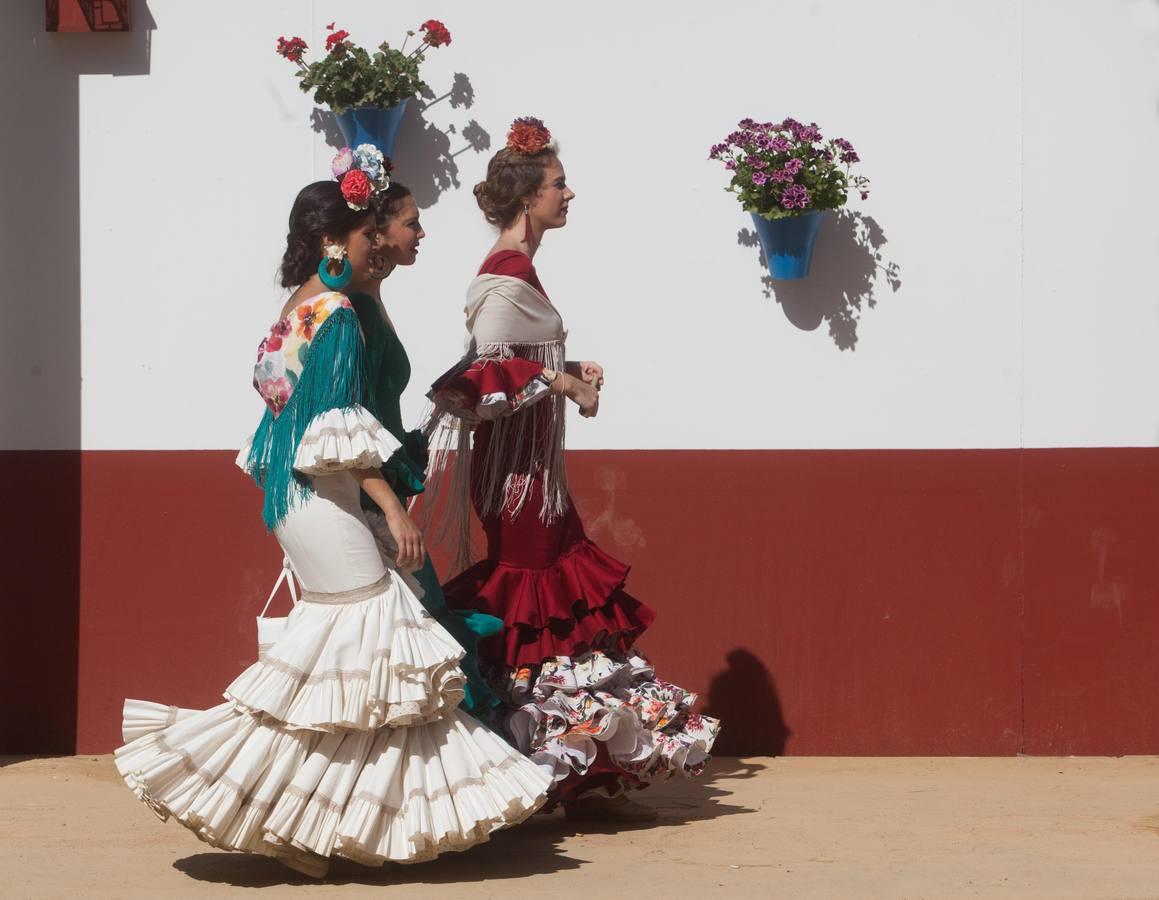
xmin=243 ymin=307 xmax=371 ymax=531
xmin=425 ymin=339 xmax=569 ymax=575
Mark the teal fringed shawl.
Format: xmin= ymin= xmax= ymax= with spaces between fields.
xmin=244 ymin=307 xmax=368 ymax=530
xmin=243 ymin=296 xmax=503 ymax=715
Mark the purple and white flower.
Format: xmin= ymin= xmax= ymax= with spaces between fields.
xmin=711 ymin=116 xmax=869 ymax=216
xmin=781 ymin=184 xmax=810 ymax=209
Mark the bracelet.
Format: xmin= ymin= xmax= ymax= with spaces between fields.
xmin=539 ymin=367 xmax=559 ymax=388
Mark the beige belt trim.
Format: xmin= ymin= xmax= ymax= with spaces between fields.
xmin=301 ymin=571 xmax=392 ymax=605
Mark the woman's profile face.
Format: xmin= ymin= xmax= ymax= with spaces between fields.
xmin=376 ymin=196 xmax=425 ymax=267
xmin=529 ymin=158 xmax=575 ymax=232
xmin=324 ymin=213 xmax=377 ymax=282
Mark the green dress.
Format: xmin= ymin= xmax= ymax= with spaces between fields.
xmin=349 ymin=293 xmax=502 ymax=715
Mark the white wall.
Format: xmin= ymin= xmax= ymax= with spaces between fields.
xmin=4 ymin=0 xmax=1157 ymax=450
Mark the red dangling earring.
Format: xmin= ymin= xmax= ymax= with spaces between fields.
xmin=523 ymin=204 xmax=533 ymax=246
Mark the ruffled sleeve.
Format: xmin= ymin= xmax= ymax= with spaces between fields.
xmin=241 ymin=304 xmax=387 ymax=530
xmin=429 ymin=355 xmax=553 ymax=423
xmin=380 ymin=429 xmax=429 ymax=499
xmin=292 ymin=406 xmax=401 ymax=475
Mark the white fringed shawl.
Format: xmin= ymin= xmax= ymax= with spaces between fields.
xmin=427 ymin=275 xmax=570 ymax=566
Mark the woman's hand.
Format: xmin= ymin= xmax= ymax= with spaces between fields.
xmin=352 ymin=468 xmax=425 ymax=572
xmin=562 ymin=372 xmax=600 ymax=418
xmin=383 ymin=504 xmax=424 ymax=572
xmin=566 ymin=361 xmax=605 ymax=390
xmin=578 ymin=361 xmax=604 ymax=390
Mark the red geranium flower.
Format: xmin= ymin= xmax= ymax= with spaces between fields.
xmin=325 ymin=28 xmax=350 ymax=52
xmin=420 ymin=19 xmax=452 ymax=47
xmin=340 ymin=169 xmax=373 ymax=209
xmin=507 ymin=116 xmax=552 ymax=155
xmin=275 ymin=36 xmax=308 ymax=63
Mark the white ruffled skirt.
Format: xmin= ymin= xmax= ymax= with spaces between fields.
xmin=115 ymin=469 xmax=551 ymax=871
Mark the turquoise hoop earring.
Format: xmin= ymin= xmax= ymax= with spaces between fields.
xmin=317 ymin=255 xmax=353 ymax=290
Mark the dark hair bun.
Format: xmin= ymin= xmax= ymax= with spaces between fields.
xmin=279 ymin=181 xmax=372 ymax=288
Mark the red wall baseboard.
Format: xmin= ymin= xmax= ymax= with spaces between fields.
xmin=5 ymin=448 xmax=1158 ymax=756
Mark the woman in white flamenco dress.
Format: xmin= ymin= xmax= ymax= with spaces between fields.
xmin=114 ymin=177 xmax=551 ymax=878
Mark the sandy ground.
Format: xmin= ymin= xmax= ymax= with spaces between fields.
xmin=2 ymin=755 xmax=1159 ymax=899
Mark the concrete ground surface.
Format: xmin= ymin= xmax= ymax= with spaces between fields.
xmin=2 ymin=755 xmax=1159 ymax=899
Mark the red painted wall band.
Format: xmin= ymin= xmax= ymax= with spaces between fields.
xmin=5 ymin=448 xmax=1158 ymax=756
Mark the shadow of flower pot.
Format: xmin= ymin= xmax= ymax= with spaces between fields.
xmin=309 ymin=73 xmax=491 ymax=211
xmin=737 ymin=209 xmax=902 ymax=351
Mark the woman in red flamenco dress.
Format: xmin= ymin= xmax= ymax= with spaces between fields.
xmin=428 ymin=118 xmax=720 ymax=821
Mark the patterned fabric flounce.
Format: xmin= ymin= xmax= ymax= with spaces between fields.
xmin=292 ymin=406 xmax=401 ymax=476
xmin=442 ymin=538 xmax=657 ymax=669
xmin=496 ymin=649 xmax=721 ymax=790
xmin=115 ymin=700 xmax=549 ymax=866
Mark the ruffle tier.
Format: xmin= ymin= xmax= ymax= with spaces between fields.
xmin=225 ymin=573 xmax=467 ymax=732
xmin=429 ymin=355 xmax=551 ymax=423
xmin=292 ymin=406 xmax=401 ymax=476
xmin=364 ymin=512 xmax=503 ymax=716
xmin=442 ymin=538 xmax=657 ymax=668
xmin=499 ymin=649 xmax=721 ymax=790
xmin=115 ymin=699 xmax=551 ymax=867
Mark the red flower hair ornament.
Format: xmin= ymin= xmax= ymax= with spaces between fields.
xmin=506 ymin=117 xmax=552 ymax=155
xmin=331 ymin=144 xmax=392 ymax=210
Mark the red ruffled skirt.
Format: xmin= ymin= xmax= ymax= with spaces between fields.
xmin=442 ymin=440 xmax=719 ymax=804
xmin=444 ymin=486 xmax=656 ymax=669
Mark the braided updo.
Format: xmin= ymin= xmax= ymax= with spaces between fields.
xmin=473 ymin=146 xmax=559 ymax=230
xmin=279 ymin=181 xmax=375 ymax=288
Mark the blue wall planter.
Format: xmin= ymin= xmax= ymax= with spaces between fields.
xmin=751 ymin=210 xmax=825 ymax=280
xmin=334 ymin=99 xmax=410 ymax=158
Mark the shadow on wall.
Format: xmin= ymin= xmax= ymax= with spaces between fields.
xmin=737 ymin=210 xmax=902 ymax=351
xmin=310 ymin=73 xmax=491 ymax=210
xmin=0 ymin=0 xmax=154 ymax=754
xmin=703 ymin=648 xmax=790 ymax=756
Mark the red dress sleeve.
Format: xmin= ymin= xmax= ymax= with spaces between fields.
xmin=430 ymin=356 xmax=551 ymax=422
xmin=428 ymin=252 xmax=554 ymax=421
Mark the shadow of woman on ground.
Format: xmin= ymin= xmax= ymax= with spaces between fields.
xmin=591 ymin=755 xmax=765 ymax=834
xmin=173 ymin=820 xmax=584 ymax=887
xmin=310 ymin=73 xmax=491 ymax=210
xmin=172 ymin=754 xmax=759 ymax=882
xmin=738 ymin=210 xmax=902 ymax=351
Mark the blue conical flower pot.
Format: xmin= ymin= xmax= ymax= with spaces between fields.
xmin=334 ymin=99 xmax=410 ymax=158
xmin=751 ymin=210 xmax=824 ymax=280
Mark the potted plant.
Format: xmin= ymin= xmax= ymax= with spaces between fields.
xmin=276 ymin=20 xmax=452 ymax=158
xmin=710 ymin=118 xmax=870 ymax=279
